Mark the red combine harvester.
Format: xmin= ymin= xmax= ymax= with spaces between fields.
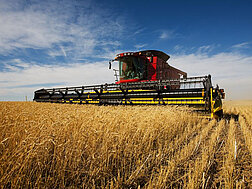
xmin=34 ymin=50 xmax=225 ymax=118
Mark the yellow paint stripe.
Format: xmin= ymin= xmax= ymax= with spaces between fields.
xmin=130 ymin=98 xmax=156 ymax=100
xmin=62 ymin=98 xmax=205 ymax=105
xmin=130 ymin=97 xmax=204 ymax=101
xmin=162 ymin=97 xmax=204 ymax=100
xmin=101 ymin=89 xmax=153 ymax=93
xmin=129 ymin=100 xmax=205 ymax=105
xmin=210 ymin=88 xmax=213 ymax=118
xmin=80 ymin=89 xmax=154 ymax=94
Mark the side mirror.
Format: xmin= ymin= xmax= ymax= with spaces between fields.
xmin=109 ymin=61 xmax=112 ymax=69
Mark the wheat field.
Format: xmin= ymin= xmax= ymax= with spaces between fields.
xmin=0 ymin=101 xmax=251 ymax=188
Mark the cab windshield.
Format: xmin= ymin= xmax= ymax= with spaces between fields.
xmin=119 ymin=56 xmax=145 ymax=80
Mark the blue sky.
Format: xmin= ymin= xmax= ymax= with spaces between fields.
xmin=0 ymin=0 xmax=251 ymax=100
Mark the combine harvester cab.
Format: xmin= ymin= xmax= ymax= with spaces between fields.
xmin=113 ymin=50 xmax=187 ymax=84
xmin=34 ymin=50 xmax=225 ymax=118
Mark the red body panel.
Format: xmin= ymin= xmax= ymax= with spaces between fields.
xmin=150 ymin=57 xmax=157 ymax=80
xmin=156 ymin=57 xmax=181 ymax=80
xmin=115 ymin=50 xmax=187 ymax=84
xmin=116 ymin=78 xmax=141 ymax=84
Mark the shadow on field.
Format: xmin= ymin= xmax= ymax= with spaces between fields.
xmin=223 ymin=113 xmax=239 ymax=121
